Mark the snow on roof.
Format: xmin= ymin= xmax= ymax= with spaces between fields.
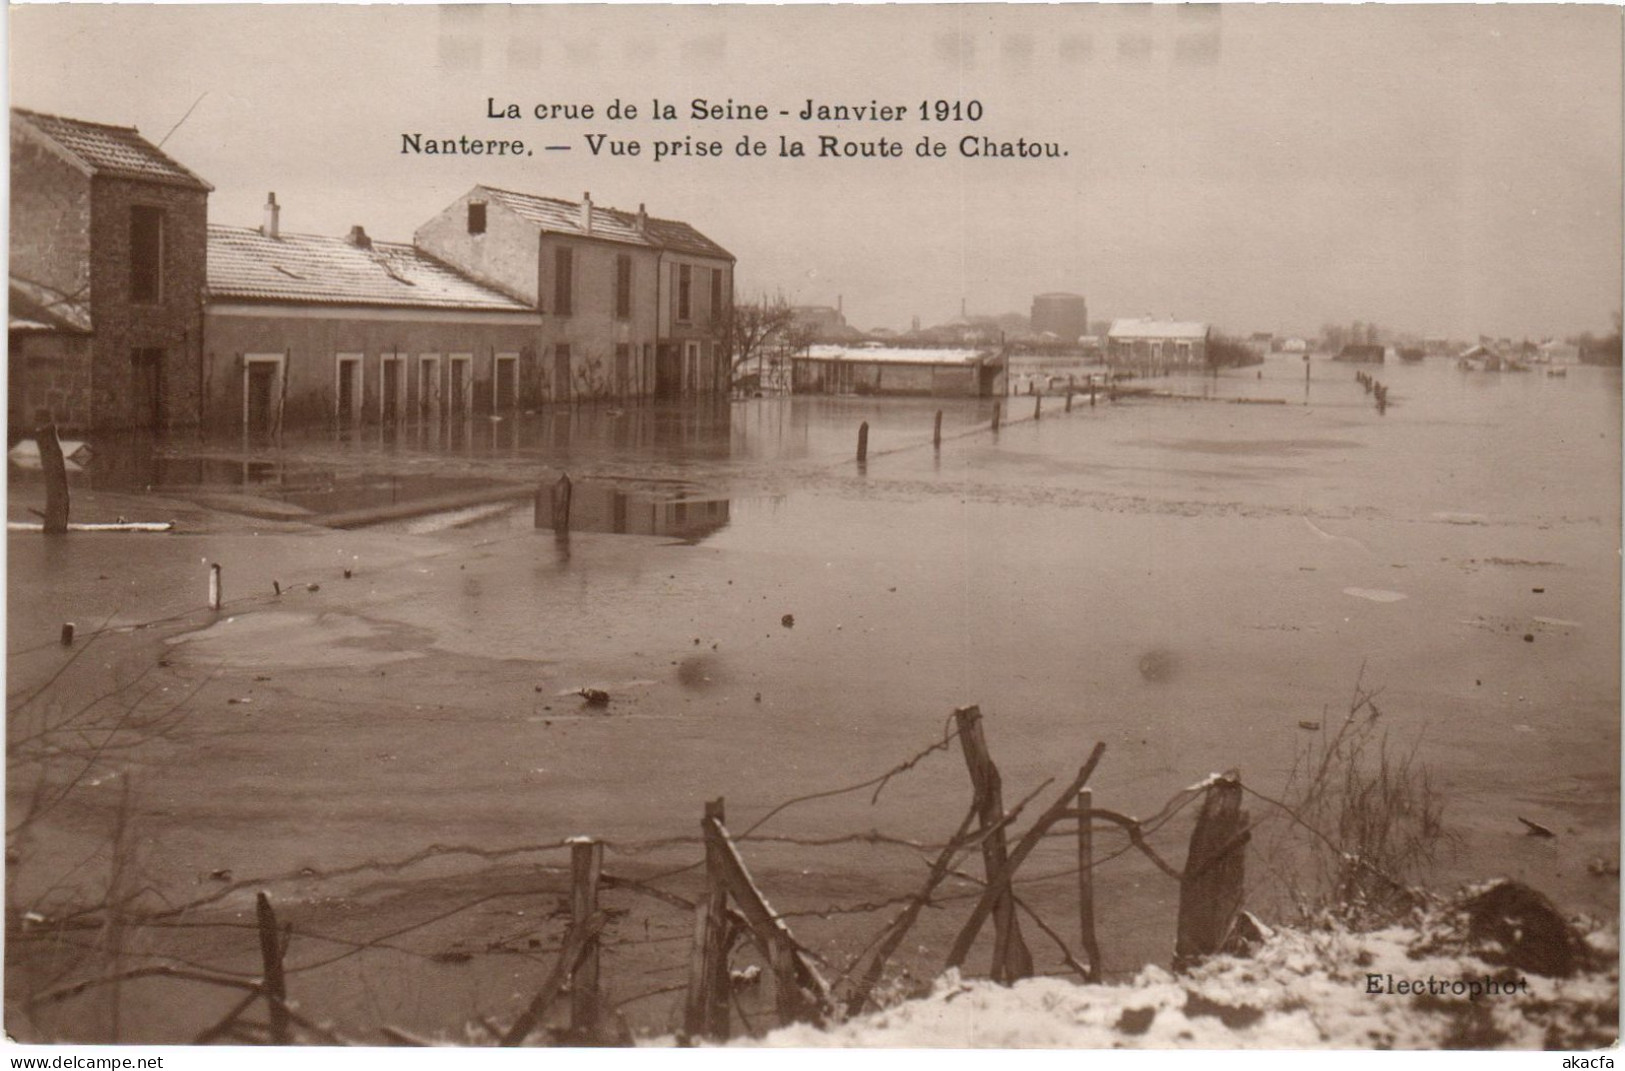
xmin=14 ymin=108 xmax=212 ymax=191
xmin=207 ymin=225 xmax=533 ymax=311
xmin=1108 ymin=318 xmax=1210 ymax=341
xmin=479 ymin=186 xmax=732 ymax=260
xmin=802 ymin=344 xmax=989 ymax=365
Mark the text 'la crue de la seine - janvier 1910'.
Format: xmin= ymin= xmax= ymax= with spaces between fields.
xmin=397 ymin=97 xmax=1070 ymax=163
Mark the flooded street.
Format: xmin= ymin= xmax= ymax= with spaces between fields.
xmin=9 ymin=356 xmax=1620 ymax=1039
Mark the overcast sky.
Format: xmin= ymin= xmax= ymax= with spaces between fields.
xmin=9 ymin=4 xmax=1622 ymax=339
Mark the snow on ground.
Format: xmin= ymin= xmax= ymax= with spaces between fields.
xmin=750 ymin=910 xmax=1618 ymax=1049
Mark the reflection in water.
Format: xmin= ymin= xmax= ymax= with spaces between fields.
xmin=537 ymin=479 xmax=731 ymax=541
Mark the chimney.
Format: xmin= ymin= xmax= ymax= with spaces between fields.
xmin=347 ymin=225 xmax=371 ymax=250
xmin=261 ymin=192 xmax=280 ymax=239
xmin=580 ymin=191 xmax=593 ymax=234
xmin=636 ymin=202 xmax=648 ymax=234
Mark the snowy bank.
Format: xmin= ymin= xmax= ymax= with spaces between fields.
xmin=750 ymin=889 xmax=1618 ymax=1049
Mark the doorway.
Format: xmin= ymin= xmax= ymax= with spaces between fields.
xmin=335 ymin=353 xmax=363 ymax=427
xmin=494 ymin=353 xmax=518 ymax=410
xmin=448 ymin=354 xmax=473 ymax=418
xmin=243 ymin=354 xmax=284 ymax=435
xmin=380 ymin=356 xmax=404 ymax=423
xmin=418 ymin=356 xmax=441 ymax=421
xmin=130 ymin=348 xmax=164 ymax=430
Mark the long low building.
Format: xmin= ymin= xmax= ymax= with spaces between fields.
xmin=791 ymin=344 xmax=1000 ymax=397
xmin=1106 ymin=318 xmax=1210 ymax=370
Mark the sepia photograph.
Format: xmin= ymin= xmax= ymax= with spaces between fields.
xmin=4 ymin=2 xmax=1621 ymax=1056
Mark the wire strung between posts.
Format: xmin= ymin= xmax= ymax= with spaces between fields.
xmin=737 ymin=714 xmax=963 ymax=839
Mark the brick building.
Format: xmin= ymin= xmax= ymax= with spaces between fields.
xmin=9 ymin=108 xmax=211 ymax=434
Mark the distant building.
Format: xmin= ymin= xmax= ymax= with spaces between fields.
xmin=1030 ymin=292 xmax=1089 ymax=343
xmin=10 ymin=108 xmax=211 ymax=433
xmin=1105 ymin=318 xmax=1210 ymax=370
xmin=792 ymin=344 xmax=999 ymax=397
xmin=791 ymin=301 xmax=862 ymax=343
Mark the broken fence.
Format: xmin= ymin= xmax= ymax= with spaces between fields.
xmin=16 ymin=704 xmax=1257 ymax=1046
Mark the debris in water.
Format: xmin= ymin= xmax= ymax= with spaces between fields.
xmin=227 ymin=697 xmax=252 ymax=705
xmin=343 ymin=568 xmax=353 ymax=579
xmin=1586 ymin=858 xmax=1620 ymax=877
xmin=1517 ymin=816 xmax=1556 ymax=838
xmin=1523 ymin=634 xmax=1535 ymax=643
xmin=1298 ymin=720 xmax=1321 ymax=731
xmin=209 ymin=869 xmax=233 ymax=882
xmin=782 ymin=614 xmax=795 ymax=628
xmin=578 ymin=688 xmax=610 ymax=707
xmin=754 ymin=692 xmax=762 ymax=703
xmin=307 ymin=583 xmax=320 ymax=592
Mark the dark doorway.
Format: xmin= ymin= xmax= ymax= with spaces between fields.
xmin=655 ymin=343 xmax=681 ymax=399
xmin=495 ymin=355 xmax=517 ymax=410
xmin=131 ymin=348 xmax=164 ymax=430
xmin=553 ymin=345 xmax=572 ymax=403
xmin=337 ymin=359 xmax=357 ymax=425
xmin=382 ymin=359 xmax=401 ymax=423
xmin=246 ymin=361 xmax=277 ymax=434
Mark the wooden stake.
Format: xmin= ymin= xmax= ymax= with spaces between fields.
xmin=856 ymin=421 xmax=869 ymax=463
xmin=1077 ymin=787 xmax=1100 ymax=982
xmin=1174 ymin=771 xmax=1249 ymax=968
xmin=933 ymin=410 xmax=943 ymax=449
xmin=255 ymin=893 xmax=289 ymax=1045
xmin=951 ymin=705 xmax=1032 ymax=982
xmin=208 ymin=563 xmax=223 ymax=611
xmin=60 ymin=623 xmax=75 ymax=647
xmin=569 ymin=838 xmax=603 ymax=1037
xmin=1065 ymin=391 xmax=1073 ymax=413
xmin=501 ymin=911 xmax=608 ymax=1046
xmin=703 ymin=812 xmax=831 ymax=1024
xmin=991 ymin=403 xmax=1001 ymax=433
xmin=1034 ymin=394 xmax=1042 ymax=421
xmin=37 ymin=424 xmax=69 ymax=535
xmin=684 ymin=798 xmax=732 ymax=1041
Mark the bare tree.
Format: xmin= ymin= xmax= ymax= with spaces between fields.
xmin=722 ymin=295 xmax=802 ymax=379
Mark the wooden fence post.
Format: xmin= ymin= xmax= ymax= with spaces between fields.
xmin=933 ymin=410 xmax=943 ymax=449
xmin=208 ymin=563 xmax=223 ymax=612
xmin=255 ymin=892 xmax=289 ymax=1045
xmin=1065 ymin=391 xmax=1073 ymax=413
xmin=952 ymin=706 xmax=1032 ymax=982
xmin=856 ymin=421 xmax=869 ymax=463
xmin=703 ymin=811 xmax=831 ymax=1026
xmin=569 ymin=837 xmax=603 ymax=1037
xmin=37 ymin=423 xmax=69 ymax=535
xmin=1077 ymin=787 xmax=1100 ymax=982
xmin=991 ymin=404 xmax=1001 ymax=433
xmin=684 ymin=798 xmax=732 ymax=1041
xmin=1034 ymin=394 xmax=1042 ymax=421
xmin=1174 ymin=771 xmax=1249 ymax=968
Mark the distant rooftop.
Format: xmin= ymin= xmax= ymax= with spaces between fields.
xmin=803 ymin=344 xmax=989 ymax=365
xmin=207 ymin=225 xmax=533 ymax=311
xmin=1107 ymin=318 xmax=1210 ymax=341
xmin=13 ymin=108 xmax=212 ymax=191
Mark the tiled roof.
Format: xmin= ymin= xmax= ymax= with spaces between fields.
xmin=207 ymin=226 xmax=535 ymax=311
xmin=634 ymin=215 xmax=733 ymax=260
xmin=480 ymin=186 xmax=733 ymax=260
xmin=9 ymin=276 xmax=92 ymax=333
xmin=13 ymin=108 xmax=212 ymax=191
xmin=1107 ymin=318 xmax=1210 ymax=341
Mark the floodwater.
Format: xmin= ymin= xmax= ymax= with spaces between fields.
xmin=7 ymin=355 xmax=1620 ymax=1038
